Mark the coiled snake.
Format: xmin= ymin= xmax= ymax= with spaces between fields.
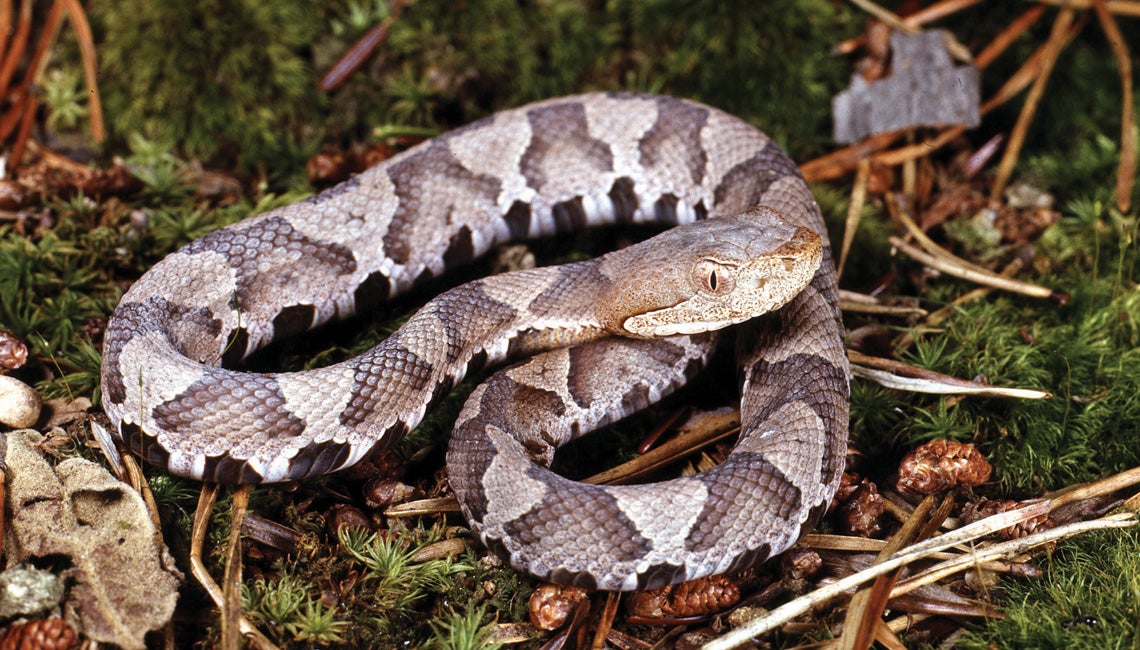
xmin=101 ymin=93 xmax=849 ymax=591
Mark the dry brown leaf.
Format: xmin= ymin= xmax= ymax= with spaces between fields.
xmin=2 ymin=430 xmax=181 ymax=650
xmin=39 ymin=397 xmax=92 ymax=430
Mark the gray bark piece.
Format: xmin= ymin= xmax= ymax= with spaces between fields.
xmin=832 ymin=30 xmax=980 ymax=143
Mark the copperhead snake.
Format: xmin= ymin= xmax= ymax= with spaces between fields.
xmin=100 ymin=93 xmax=849 ymax=591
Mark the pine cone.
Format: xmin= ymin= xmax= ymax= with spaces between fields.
xmin=0 ymin=618 xmax=78 ymax=650
xmin=627 ymin=575 xmax=740 ymax=619
xmin=837 ymin=478 xmax=885 ymax=537
xmin=528 ymin=583 xmax=589 ymax=630
xmin=960 ymin=497 xmax=1054 ymax=539
xmin=897 ymin=439 xmax=992 ymax=495
xmin=783 ymin=549 xmax=823 ymax=580
xmin=831 ymin=472 xmax=862 ymax=507
xmin=0 ymin=330 xmax=28 ymax=371
xmin=669 ymin=575 xmax=740 ymax=616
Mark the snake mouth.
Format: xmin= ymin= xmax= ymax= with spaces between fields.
xmin=632 ymin=314 xmax=754 ymax=338
xmin=622 ymin=300 xmax=767 ymax=337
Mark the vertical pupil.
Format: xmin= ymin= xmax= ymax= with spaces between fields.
xmin=708 ymin=270 xmax=718 ymax=291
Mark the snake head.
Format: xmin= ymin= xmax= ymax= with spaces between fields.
xmin=599 ymin=207 xmax=822 ymax=338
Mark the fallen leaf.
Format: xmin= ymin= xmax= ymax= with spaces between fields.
xmin=39 ymin=396 xmax=93 ymax=430
xmin=2 ymin=430 xmax=181 ymax=649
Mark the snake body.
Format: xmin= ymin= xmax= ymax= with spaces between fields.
xmin=101 ymin=93 xmax=849 ymax=590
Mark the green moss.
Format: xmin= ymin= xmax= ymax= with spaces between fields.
xmin=90 ymin=0 xmax=324 ymax=168
xmin=956 ymin=528 xmax=1140 ymax=649
xmin=428 ymin=606 xmax=503 ymax=650
xmin=623 ymin=0 xmax=855 ymax=157
xmin=77 ymin=0 xmax=856 ymax=169
xmin=0 ymin=221 xmax=117 ymax=400
xmin=232 ymin=522 xmax=527 ymax=648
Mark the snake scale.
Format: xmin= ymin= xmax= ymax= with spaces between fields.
xmin=101 ymin=93 xmax=849 ymax=591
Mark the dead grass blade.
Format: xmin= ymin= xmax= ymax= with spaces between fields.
xmin=384 ymin=496 xmax=463 ymax=517
xmin=885 ymin=193 xmax=1059 ymax=300
xmin=838 ymin=496 xmax=941 ymax=650
xmin=975 ymin=5 xmax=1047 ymax=69
xmin=849 ymin=350 xmax=1051 ymax=399
xmin=190 ymin=485 xmax=280 ymax=650
xmin=61 ymin=0 xmax=104 ymax=143
xmin=221 ymin=486 xmax=250 ymax=650
xmin=1092 ymin=0 xmax=1135 ymax=212
xmin=584 ymin=409 xmax=740 ymax=486
xmin=1033 ymin=0 xmax=1140 ymax=17
xmin=839 ymin=290 xmax=928 ymax=318
xmin=838 ymin=159 xmax=870 ymax=281
xmin=0 ymin=0 xmax=29 ymax=97
xmin=800 ymin=130 xmax=905 ymax=182
xmin=592 ymin=592 xmax=621 ymax=650
xmin=704 ymin=499 xmax=1136 ymax=650
xmin=847 ymin=0 xmax=920 ymax=33
xmin=990 ymin=7 xmax=1078 ymax=202
xmin=980 ymin=16 xmax=1085 ymax=116
xmin=890 ymin=511 xmax=1136 ymax=599
xmin=0 ymin=0 xmax=12 ymax=70
xmin=872 ymin=126 xmax=965 ymax=168
xmin=900 ymin=0 xmax=986 ymax=28
xmin=890 ymin=235 xmax=1058 ymax=299
xmin=892 ymin=258 xmax=1026 ymax=352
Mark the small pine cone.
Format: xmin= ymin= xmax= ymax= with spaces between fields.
xmin=832 ymin=472 xmax=863 ymax=507
xmin=897 ymin=440 xmax=992 ymax=495
xmin=783 ymin=549 xmax=823 ymax=580
xmin=626 ymin=586 xmax=671 ymax=619
xmin=0 ymin=618 xmax=78 ymax=650
xmin=0 ymin=330 xmax=28 ymax=371
xmin=529 ymin=583 xmax=589 ymax=630
xmin=837 ymin=478 xmax=884 ymax=537
xmin=668 ymin=575 xmax=740 ymax=617
xmin=960 ymin=498 xmax=1054 ymax=539
xmin=628 ymin=575 xmax=740 ymax=619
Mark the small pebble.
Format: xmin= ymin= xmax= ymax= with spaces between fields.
xmin=0 ymin=565 xmax=63 ymax=618
xmin=326 ymin=504 xmax=373 ymax=536
xmin=0 ymin=374 xmax=41 ymax=428
xmin=363 ymin=478 xmax=419 ymax=509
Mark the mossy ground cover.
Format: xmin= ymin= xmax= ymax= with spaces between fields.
xmin=3 ymin=1 xmax=1139 ymax=647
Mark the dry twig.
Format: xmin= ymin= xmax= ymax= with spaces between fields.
xmin=838 ymin=160 xmax=870 ymax=280
xmin=705 ymin=499 xmax=1137 ymax=649
xmin=1032 ymin=0 xmax=1140 ymax=17
xmin=990 ymin=7 xmax=1077 ymax=201
xmin=1092 ymin=0 xmax=1136 ymax=212
xmin=190 ymin=485 xmax=279 ymax=650
xmin=849 ymin=350 xmax=1051 ymax=399
xmin=885 ymin=193 xmax=1060 ymax=300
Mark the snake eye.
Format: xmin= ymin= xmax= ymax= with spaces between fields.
xmin=695 ymin=259 xmax=735 ymax=295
